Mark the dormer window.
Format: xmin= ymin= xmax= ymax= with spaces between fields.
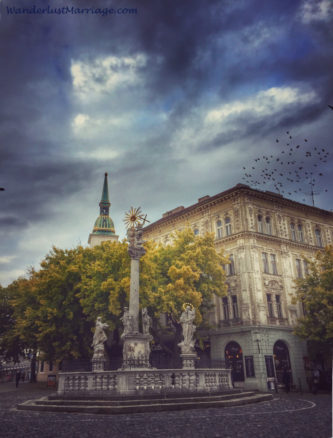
xmin=216 ymin=220 xmax=223 ymax=239
xmin=225 ymin=217 xmax=232 ymax=236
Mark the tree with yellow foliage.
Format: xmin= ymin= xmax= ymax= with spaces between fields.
xmin=293 ymin=245 xmax=333 ymax=347
xmin=1 ymin=229 xmax=228 ymax=365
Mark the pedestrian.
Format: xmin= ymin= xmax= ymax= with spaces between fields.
xmin=282 ymin=367 xmax=291 ymax=393
xmin=15 ymin=371 xmax=21 ymax=388
xmin=312 ymin=368 xmax=320 ymax=394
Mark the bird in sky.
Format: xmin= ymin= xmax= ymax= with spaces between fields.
xmin=241 ymin=132 xmax=330 ymax=206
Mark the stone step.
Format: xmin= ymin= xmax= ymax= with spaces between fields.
xmin=17 ymin=392 xmax=273 ymax=414
xmin=38 ymin=391 xmax=256 ymax=407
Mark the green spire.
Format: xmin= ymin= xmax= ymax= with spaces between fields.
xmin=99 ymin=172 xmax=111 ymax=216
xmin=101 ymin=172 xmax=109 ymax=204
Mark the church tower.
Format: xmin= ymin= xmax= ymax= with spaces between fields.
xmin=88 ymin=172 xmax=119 ymax=247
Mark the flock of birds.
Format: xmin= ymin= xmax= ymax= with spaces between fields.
xmin=241 ymin=132 xmax=330 ymax=205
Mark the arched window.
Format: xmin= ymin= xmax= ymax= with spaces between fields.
xmin=298 ymin=224 xmax=304 ymax=242
xmin=257 ymin=214 xmax=263 ymax=233
xmin=225 ymin=217 xmax=232 ymax=236
xmin=265 ymin=216 xmax=272 ymax=235
xmin=216 ymin=220 xmax=223 ymax=239
xmin=315 ymin=228 xmax=322 ymax=247
xmin=225 ymin=341 xmax=244 ymax=382
xmin=273 ymin=340 xmax=292 ymax=385
xmin=290 ymin=223 xmax=296 ymax=241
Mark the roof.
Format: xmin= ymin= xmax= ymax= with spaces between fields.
xmin=92 ymin=216 xmax=115 ymax=235
xmin=143 ymin=184 xmax=333 ymax=232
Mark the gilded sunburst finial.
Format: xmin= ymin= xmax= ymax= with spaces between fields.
xmin=124 ymin=207 xmax=150 ymax=229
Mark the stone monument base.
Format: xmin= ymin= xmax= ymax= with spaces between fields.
xmin=180 ymin=353 xmax=198 ymax=370
xmin=57 ymin=367 xmax=233 ymax=397
xmin=92 ymin=347 xmax=107 ymax=372
xmin=121 ymin=333 xmax=152 ymax=369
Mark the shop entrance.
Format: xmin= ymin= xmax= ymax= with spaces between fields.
xmin=225 ymin=341 xmax=244 ymax=382
xmin=273 ymin=340 xmax=292 ymax=384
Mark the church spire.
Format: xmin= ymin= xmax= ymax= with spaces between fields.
xmin=88 ymin=172 xmax=119 ymax=247
xmin=99 ymin=172 xmax=111 ymax=216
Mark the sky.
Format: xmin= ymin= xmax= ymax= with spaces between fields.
xmin=0 ymin=0 xmax=332 ymax=286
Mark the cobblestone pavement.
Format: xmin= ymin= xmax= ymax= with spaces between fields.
xmin=0 ymin=383 xmax=331 ymax=438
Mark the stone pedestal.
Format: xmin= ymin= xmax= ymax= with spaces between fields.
xmin=180 ymin=353 xmax=198 ymax=370
xmin=121 ymin=333 xmax=152 ymax=369
xmin=92 ymin=347 xmax=107 ymax=372
xmin=92 ymin=358 xmax=106 ymax=372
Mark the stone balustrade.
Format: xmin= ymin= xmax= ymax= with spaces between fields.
xmin=57 ymin=368 xmax=232 ymax=397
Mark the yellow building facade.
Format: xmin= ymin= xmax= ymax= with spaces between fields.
xmin=143 ymin=184 xmax=333 ymax=391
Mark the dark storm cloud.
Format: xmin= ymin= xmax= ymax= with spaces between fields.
xmin=1 ymin=0 xmax=332 ymax=285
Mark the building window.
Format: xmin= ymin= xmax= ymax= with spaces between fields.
xmin=298 ymin=224 xmax=304 ymax=242
xmin=290 ymin=223 xmax=296 ymax=241
xmin=228 ymin=254 xmax=235 ymax=275
xmin=270 ymin=254 xmax=278 ymax=275
xmin=275 ymin=295 xmax=283 ymax=318
xmin=296 ymin=258 xmax=303 ymax=278
xmin=303 ymin=260 xmax=309 ymax=276
xmin=267 ymin=294 xmax=274 ymax=317
xmin=216 ymin=220 xmax=223 ymax=239
xmin=245 ymin=356 xmax=255 ymax=378
xmin=232 ymin=295 xmax=239 ymax=319
xmin=265 ymin=216 xmax=272 ymax=235
xmin=49 ymin=361 xmax=53 ymax=372
xmin=225 ymin=217 xmax=232 ymax=236
xmin=194 ymin=228 xmax=199 ymax=236
xmin=222 ymin=297 xmax=230 ymax=320
xmin=258 ymin=215 xmax=263 ymax=233
xmin=262 ymin=252 xmax=269 ymax=273
xmin=40 ymin=361 xmax=44 ymax=372
xmin=315 ymin=228 xmax=322 ymax=247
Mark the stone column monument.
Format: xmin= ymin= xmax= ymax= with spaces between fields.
xmin=121 ymin=207 xmax=152 ymax=369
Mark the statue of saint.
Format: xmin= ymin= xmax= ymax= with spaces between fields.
xmin=142 ymin=307 xmax=151 ymax=335
xmin=121 ymin=307 xmax=134 ymax=337
xmin=178 ymin=305 xmax=196 ymax=353
xmin=92 ymin=316 xmax=108 ymax=353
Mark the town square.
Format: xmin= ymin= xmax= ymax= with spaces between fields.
xmin=0 ymin=0 xmax=332 ymax=437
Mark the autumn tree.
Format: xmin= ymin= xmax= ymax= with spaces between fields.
xmin=1 ymin=230 xmax=228 ymax=366
xmin=293 ymin=246 xmax=333 ymax=356
xmin=139 ymin=229 xmax=229 ymax=359
xmin=0 ymin=274 xmax=41 ymax=380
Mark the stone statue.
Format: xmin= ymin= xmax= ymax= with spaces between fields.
xmin=92 ymin=316 xmax=108 ymax=356
xmin=127 ymin=224 xmax=146 ymax=260
xmin=142 ymin=307 xmax=151 ymax=335
xmin=178 ymin=305 xmax=196 ymax=353
xmin=121 ymin=307 xmax=134 ymax=338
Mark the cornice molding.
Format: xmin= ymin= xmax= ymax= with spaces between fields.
xmin=143 ymin=185 xmax=332 ymax=233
